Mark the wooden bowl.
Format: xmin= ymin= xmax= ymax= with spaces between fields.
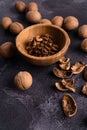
xmin=16 ymin=24 xmax=70 ymax=66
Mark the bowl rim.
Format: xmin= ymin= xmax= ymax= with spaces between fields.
xmin=16 ymin=24 xmax=70 ymax=60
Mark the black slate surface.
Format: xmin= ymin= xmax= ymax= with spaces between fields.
xmin=0 ymin=0 xmax=87 ymax=130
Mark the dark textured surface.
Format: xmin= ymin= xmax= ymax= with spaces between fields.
xmin=0 ymin=0 xmax=87 ymax=130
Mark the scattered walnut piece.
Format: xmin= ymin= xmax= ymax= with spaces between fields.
xmin=61 ymin=79 xmax=76 ymax=93
xmin=59 ymin=61 xmax=70 ymax=70
xmin=62 ymin=94 xmax=77 ymax=117
xmin=59 ymin=56 xmax=70 ymax=64
xmin=82 ymin=83 xmax=87 ymax=95
xmin=55 ymin=82 xmax=68 ymax=91
xmin=71 ymin=61 xmax=86 ymax=74
xmin=53 ymin=67 xmax=72 ymax=79
xmin=58 ymin=56 xmax=71 ymax=70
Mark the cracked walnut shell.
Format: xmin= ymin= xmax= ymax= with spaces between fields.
xmin=62 ymin=94 xmax=77 ymax=117
xmin=71 ymin=61 xmax=86 ymax=74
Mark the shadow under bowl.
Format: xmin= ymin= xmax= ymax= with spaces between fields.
xmin=16 ymin=24 xmax=70 ymax=66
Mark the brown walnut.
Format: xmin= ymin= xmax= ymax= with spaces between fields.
xmin=14 ymin=71 xmax=33 ymax=90
xmin=9 ymin=22 xmax=24 ymax=35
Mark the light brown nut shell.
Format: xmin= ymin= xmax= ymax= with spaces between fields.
xmin=53 ymin=67 xmax=72 ymax=79
xmin=26 ymin=11 xmax=42 ymax=23
xmin=39 ymin=19 xmax=52 ymax=25
xmin=82 ymin=83 xmax=87 ymax=95
xmin=26 ymin=2 xmax=38 ymax=11
xmin=15 ymin=1 xmax=26 ymax=13
xmin=59 ymin=61 xmax=71 ymax=70
xmin=78 ymin=25 xmax=87 ymax=38
xmin=0 ymin=42 xmax=16 ymax=58
xmin=59 ymin=56 xmax=70 ymax=64
xmin=62 ymin=94 xmax=77 ymax=117
xmin=14 ymin=71 xmax=33 ymax=90
xmin=71 ymin=61 xmax=86 ymax=74
xmin=55 ymin=82 xmax=68 ymax=91
xmin=1 ymin=17 xmax=12 ymax=30
xmin=81 ymin=38 xmax=87 ymax=52
xmin=9 ymin=22 xmax=24 ymax=35
xmin=51 ymin=16 xmax=64 ymax=27
xmin=64 ymin=16 xmax=79 ymax=30
xmin=61 ymin=79 xmax=76 ymax=93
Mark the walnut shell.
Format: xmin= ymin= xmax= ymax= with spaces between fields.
xmin=61 ymin=79 xmax=76 ymax=93
xmin=55 ymin=82 xmax=68 ymax=91
xmin=62 ymin=94 xmax=77 ymax=117
xmin=39 ymin=19 xmax=52 ymax=25
xmin=14 ymin=71 xmax=33 ymax=90
xmin=51 ymin=16 xmax=63 ymax=27
xmin=71 ymin=61 xmax=86 ymax=74
xmin=26 ymin=2 xmax=38 ymax=11
xmin=82 ymin=83 xmax=87 ymax=95
xmin=15 ymin=1 xmax=26 ymax=13
xmin=9 ymin=22 xmax=24 ymax=35
xmin=78 ymin=25 xmax=87 ymax=38
xmin=26 ymin=11 xmax=42 ymax=23
xmin=64 ymin=16 xmax=79 ymax=30
xmin=53 ymin=67 xmax=72 ymax=79
xmin=1 ymin=17 xmax=12 ymax=30
xmin=0 ymin=42 xmax=16 ymax=58
xmin=81 ymin=38 xmax=87 ymax=52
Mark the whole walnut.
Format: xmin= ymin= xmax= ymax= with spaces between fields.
xmin=9 ymin=22 xmax=24 ymax=35
xmin=81 ymin=38 xmax=87 ymax=52
xmin=26 ymin=11 xmax=42 ymax=23
xmin=0 ymin=42 xmax=16 ymax=58
xmin=51 ymin=16 xmax=64 ymax=27
xmin=26 ymin=2 xmax=38 ymax=12
xmin=1 ymin=17 xmax=12 ymax=30
xmin=64 ymin=16 xmax=79 ymax=30
xmin=15 ymin=1 xmax=26 ymax=13
xmin=78 ymin=25 xmax=87 ymax=38
xmin=14 ymin=71 xmax=33 ymax=90
xmin=39 ymin=19 xmax=52 ymax=25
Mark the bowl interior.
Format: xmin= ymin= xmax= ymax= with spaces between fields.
xmin=16 ymin=24 xmax=67 ymax=58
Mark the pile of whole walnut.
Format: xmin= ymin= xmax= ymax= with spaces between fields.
xmin=0 ymin=1 xmax=87 ymax=117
